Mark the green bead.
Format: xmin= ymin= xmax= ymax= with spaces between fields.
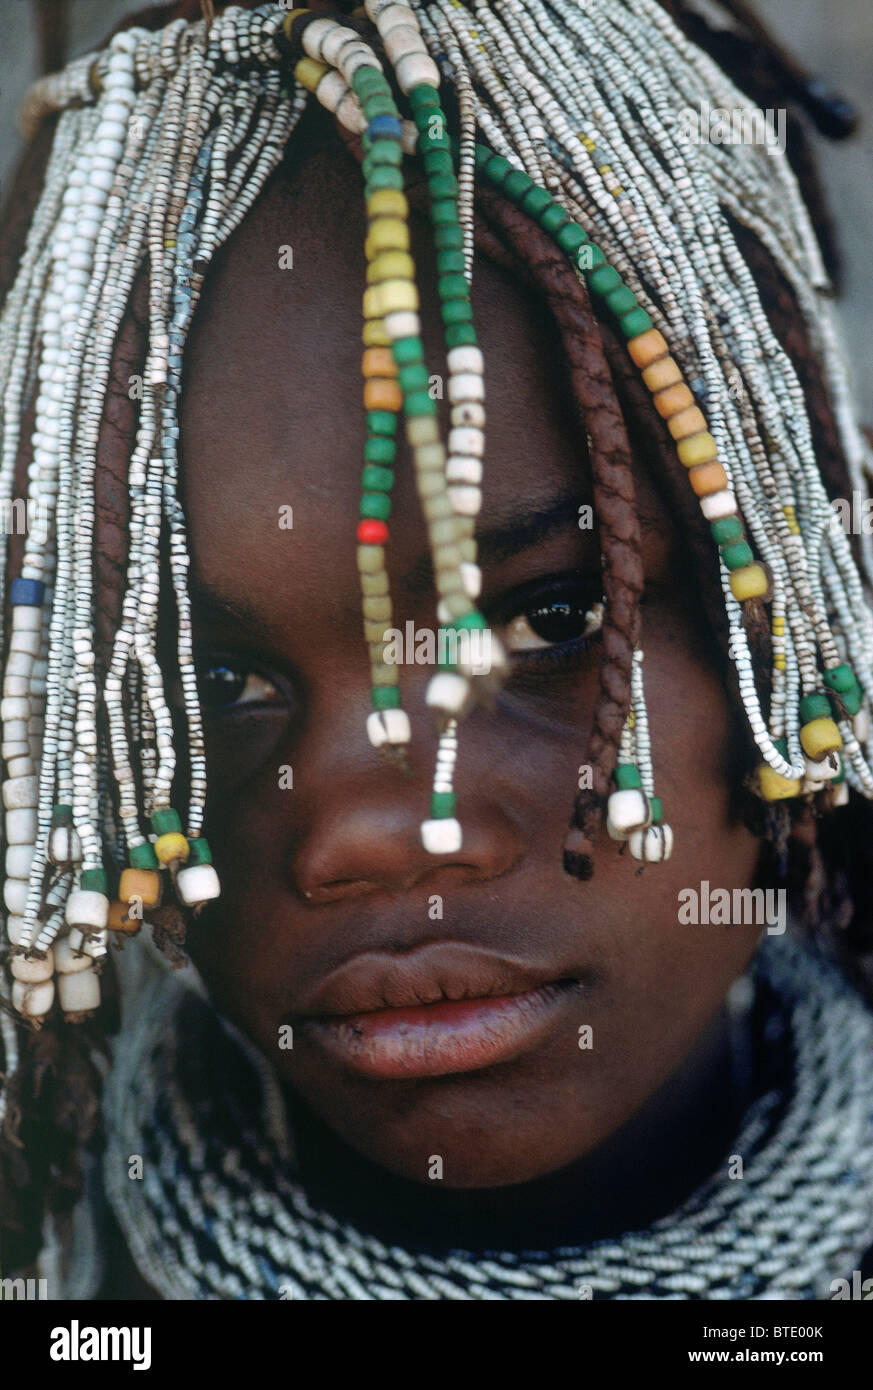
xmin=151 ymin=807 xmax=182 ymax=835
xmin=520 ymin=185 xmax=553 ymax=218
xmin=453 ymin=610 xmax=487 ymax=631
xmin=392 ymin=335 xmax=424 ymax=366
xmin=361 ymin=463 xmax=395 ymax=491
xmin=587 ymin=264 xmax=623 ymax=297
xmin=605 ymin=286 xmax=639 ymax=318
xmin=363 ymin=142 xmax=402 ymax=171
xmin=365 ymin=166 xmax=404 ymax=192
xmin=649 ymin=796 xmax=663 ymax=825
xmin=445 ymin=322 xmax=478 ymax=347
xmin=423 ymin=149 xmax=454 ymax=176
xmin=554 ymin=222 xmax=589 ymax=255
xmin=539 ymin=203 xmax=570 ymax=234
xmin=430 ymin=199 xmax=458 ymax=226
xmin=710 ymin=516 xmax=743 ymax=545
xmin=434 ymin=223 xmax=464 ymax=250
xmin=484 ymin=153 xmax=512 ymax=183
xmin=474 ymin=141 xmax=494 ymax=168
xmin=437 ymin=248 xmax=465 ymax=274
xmin=352 ymin=67 xmax=388 ymax=98
xmin=614 ymin=763 xmax=642 ymax=790
xmin=366 ymin=410 xmax=397 ymax=437
xmin=362 ymin=95 xmax=397 ymax=119
xmin=721 ymin=540 xmax=754 ymax=570
xmin=397 ymin=362 xmax=430 ymax=392
xmin=428 ymin=173 xmax=459 ymax=201
xmin=504 ymin=169 xmax=534 ymax=201
xmin=187 ymin=837 xmax=213 ymax=866
xmin=80 ymin=867 xmax=107 ymax=894
xmin=438 ymin=272 xmax=469 ymax=302
xmin=419 ymin=129 xmax=451 ymax=153
xmin=360 ymin=492 xmax=392 ymax=520
xmin=408 ymin=83 xmax=440 ymax=110
xmin=441 ymin=298 xmax=474 ymax=325
xmin=620 ymin=307 xmax=655 ymax=338
xmin=580 ymin=243 xmax=607 ymax=273
xmin=52 ymin=803 xmax=73 ymax=826
xmin=372 ymin=686 xmax=401 ymax=710
xmin=824 ymin=663 xmax=857 ymax=694
xmin=363 ymin=439 xmax=396 ymax=468
xmin=405 ymin=389 xmax=437 ymax=416
xmin=831 ymin=681 xmax=863 ymax=717
xmin=773 ymin=736 xmax=788 ymax=756
xmin=430 ymin=790 xmax=457 ymax=819
xmin=799 ymin=693 xmax=832 ymax=723
xmin=130 ymin=842 xmax=160 ymax=870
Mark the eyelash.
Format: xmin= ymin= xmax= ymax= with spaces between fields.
xmin=193 ymin=576 xmax=604 ymax=714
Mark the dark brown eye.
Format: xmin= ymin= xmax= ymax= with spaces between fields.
xmin=499 ymin=590 xmax=604 ymax=652
xmin=198 ymin=663 xmax=281 ymax=713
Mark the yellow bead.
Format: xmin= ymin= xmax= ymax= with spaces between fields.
xmin=667 ymin=405 xmax=708 ymax=441
xmin=800 ymin=718 xmax=842 ymax=760
xmin=293 ymin=57 xmax=328 ymax=94
xmin=757 ymin=764 xmax=802 ymax=801
xmin=367 ymin=251 xmax=415 ymax=284
xmin=362 ymin=286 xmax=382 ymax=320
xmin=627 ymin=329 xmax=669 ymax=368
xmin=154 ymin=831 xmax=189 ymax=864
xmin=362 ymin=318 xmax=390 ymax=347
xmin=119 ymin=868 xmax=162 ymax=909
xmin=677 ymin=431 xmax=719 ymax=467
xmin=357 ymin=544 xmax=385 ymax=573
xmin=642 ymin=355 xmax=682 ymax=393
xmin=365 ymin=218 xmax=410 ymax=256
xmin=729 ymin=563 xmax=770 ymax=601
xmin=373 ymin=279 xmax=419 ymax=316
xmin=367 ymin=189 xmax=409 ymax=219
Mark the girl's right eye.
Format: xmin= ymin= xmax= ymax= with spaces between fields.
xmin=197 ymin=662 xmax=283 ymax=714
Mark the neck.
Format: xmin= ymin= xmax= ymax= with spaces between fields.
xmin=285 ymin=1001 xmax=751 ymax=1253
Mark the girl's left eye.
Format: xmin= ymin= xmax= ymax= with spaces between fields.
xmin=494 ymin=582 xmax=604 ymax=660
xmin=197 ymin=662 xmax=283 ymax=713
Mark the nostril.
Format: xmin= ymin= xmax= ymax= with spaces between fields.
xmin=301 ymin=879 xmax=381 ymax=905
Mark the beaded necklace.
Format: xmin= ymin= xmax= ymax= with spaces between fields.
xmin=1 ymin=3 xmax=872 ymax=1070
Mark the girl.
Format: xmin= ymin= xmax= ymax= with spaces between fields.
xmin=1 ymin=0 xmax=872 ymax=1300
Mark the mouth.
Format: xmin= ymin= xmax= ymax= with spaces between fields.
xmin=292 ymin=943 xmax=585 ymax=1080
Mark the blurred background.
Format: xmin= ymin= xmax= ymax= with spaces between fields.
xmin=1 ymin=0 xmax=871 ymax=415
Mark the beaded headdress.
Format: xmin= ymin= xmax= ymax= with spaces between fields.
xmin=1 ymin=0 xmax=872 ymax=1064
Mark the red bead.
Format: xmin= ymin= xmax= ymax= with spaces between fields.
xmin=357 ymin=519 xmax=389 ymax=543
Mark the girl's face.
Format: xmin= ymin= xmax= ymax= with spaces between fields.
xmin=173 ymin=123 xmax=762 ymax=1188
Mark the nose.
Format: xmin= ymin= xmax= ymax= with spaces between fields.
xmin=290 ymin=748 xmax=522 ymax=906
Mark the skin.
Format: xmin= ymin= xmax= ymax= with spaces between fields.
xmin=108 ymin=102 xmax=768 ymax=1255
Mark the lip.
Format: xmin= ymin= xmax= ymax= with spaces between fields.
xmin=293 ymin=943 xmax=583 ymax=1080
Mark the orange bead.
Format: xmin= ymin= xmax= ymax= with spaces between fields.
xmin=642 ymin=355 xmax=682 ymax=393
xmin=119 ymin=867 xmax=162 ymax=909
xmin=667 ymin=405 xmax=708 ymax=441
xmin=687 ymin=460 xmax=729 ymax=497
xmin=363 ymin=378 xmax=403 ymax=411
xmin=627 ymin=329 xmax=668 ymax=368
xmin=362 ymin=346 xmax=396 ymax=379
xmin=108 ymin=898 xmax=141 ymax=934
xmin=653 ymin=382 xmax=694 ymax=419
xmin=677 ymin=431 xmax=719 ymax=467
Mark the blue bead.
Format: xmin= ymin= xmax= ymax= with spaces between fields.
xmin=368 ymin=114 xmax=403 ymax=141
xmin=10 ymin=577 xmax=44 ymax=607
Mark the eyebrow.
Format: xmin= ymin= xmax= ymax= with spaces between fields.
xmin=403 ymin=489 xmax=593 ymax=595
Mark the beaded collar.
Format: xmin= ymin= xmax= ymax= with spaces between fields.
xmin=99 ymin=932 xmax=873 ymax=1300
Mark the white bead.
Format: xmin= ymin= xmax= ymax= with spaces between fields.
xmin=460 ymin=562 xmax=481 ymax=599
xmin=854 ymin=707 xmax=871 ymax=743
xmin=384 ymin=310 xmax=420 ymax=339
xmin=451 ymin=401 xmax=486 ymax=429
xmin=54 ymin=934 xmax=96 ymax=974
xmin=175 ymin=863 xmax=221 ymax=907
xmin=803 ymin=754 xmax=840 ymax=783
xmin=394 ymin=51 xmax=440 ymax=94
xmin=11 ymin=607 xmax=42 ymax=632
xmin=10 ymin=949 xmax=53 ymax=983
xmin=58 ymin=969 xmax=101 ymax=1015
xmin=383 ymin=24 xmax=427 ymax=65
xmin=377 ymin=4 xmax=416 ymax=34
xmin=699 ymin=490 xmax=737 ymax=522
xmin=4 ymin=878 xmax=29 ymax=915
xmin=421 ymin=817 xmax=462 ymax=854
xmin=2 ymin=775 xmax=38 ymax=809
xmin=448 ymin=372 xmax=485 ymax=404
xmin=10 ymin=630 xmax=41 ymax=656
xmin=447 ymin=485 xmax=482 ymax=516
xmin=65 ymin=889 xmax=109 ymax=930
xmin=95 ymin=138 xmax=124 ymax=161
xmin=425 ymin=671 xmax=472 ymax=715
xmin=301 ymin=17 xmax=342 ymax=60
xmin=448 ymin=427 xmax=484 ymax=458
xmin=49 ymin=825 xmax=82 ymax=865
xmin=446 ymin=456 xmax=483 ymax=484
xmin=4 ymin=677 xmax=29 ymax=697
xmin=6 ymin=916 xmax=28 ymax=946
xmin=68 ymin=927 xmax=107 ymax=960
xmin=13 ymin=978 xmax=54 ymax=1020
xmin=6 ymin=756 xmax=34 ymax=779
xmin=6 ymin=807 xmax=37 ymax=843
xmin=1 ymin=696 xmax=30 ymax=721
xmin=6 ymin=845 xmax=34 ymax=878
xmin=367 ymin=708 xmax=411 ymax=747
xmin=628 ymin=824 xmax=674 ymax=862
xmin=447 ymin=346 xmax=484 ymax=375
xmin=606 ymin=789 xmax=650 ymax=837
